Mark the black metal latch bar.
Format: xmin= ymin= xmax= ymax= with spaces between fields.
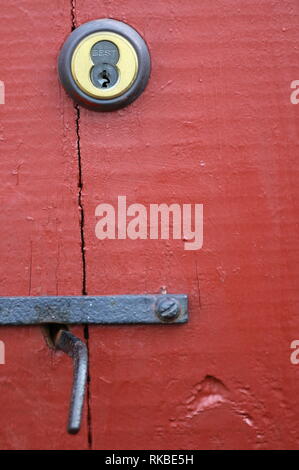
xmin=0 ymin=294 xmax=188 ymax=325
xmin=0 ymin=294 xmax=188 ymax=434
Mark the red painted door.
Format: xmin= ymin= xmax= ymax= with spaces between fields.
xmin=1 ymin=0 xmax=299 ymax=450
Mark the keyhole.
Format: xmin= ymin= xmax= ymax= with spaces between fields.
xmin=99 ymin=70 xmax=110 ymax=88
xmin=90 ymin=63 xmax=118 ymax=89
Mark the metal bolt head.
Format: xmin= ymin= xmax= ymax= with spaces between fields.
xmin=155 ymin=297 xmax=181 ymax=322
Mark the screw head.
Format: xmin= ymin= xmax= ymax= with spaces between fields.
xmin=155 ymin=297 xmax=181 ymax=322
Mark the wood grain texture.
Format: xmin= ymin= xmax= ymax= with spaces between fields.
xmin=75 ymin=0 xmax=299 ymax=449
xmin=0 ymin=0 xmax=87 ymax=449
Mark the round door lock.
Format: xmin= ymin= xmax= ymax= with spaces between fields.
xmin=58 ymin=19 xmax=151 ymax=111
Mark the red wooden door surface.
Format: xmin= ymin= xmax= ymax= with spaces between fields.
xmin=1 ymin=0 xmax=299 ymax=450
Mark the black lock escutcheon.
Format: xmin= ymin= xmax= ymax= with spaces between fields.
xmin=58 ymin=19 xmax=151 ymax=111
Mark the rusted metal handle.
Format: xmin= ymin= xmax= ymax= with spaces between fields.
xmin=54 ymin=330 xmax=88 ymax=434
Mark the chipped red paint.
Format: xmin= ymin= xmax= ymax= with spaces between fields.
xmin=1 ymin=0 xmax=299 ymax=450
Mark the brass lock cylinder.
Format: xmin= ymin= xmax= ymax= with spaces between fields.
xmin=58 ymin=19 xmax=151 ymax=111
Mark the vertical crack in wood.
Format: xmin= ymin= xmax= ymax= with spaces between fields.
xmin=71 ymin=0 xmax=93 ymax=449
xmin=70 ymin=0 xmax=77 ymax=30
xmin=74 ymin=104 xmax=87 ymax=297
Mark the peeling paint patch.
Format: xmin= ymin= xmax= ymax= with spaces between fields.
xmin=231 ymin=406 xmax=254 ymax=428
xmin=185 ymin=375 xmax=229 ymax=418
xmin=171 ymin=375 xmax=258 ymax=436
